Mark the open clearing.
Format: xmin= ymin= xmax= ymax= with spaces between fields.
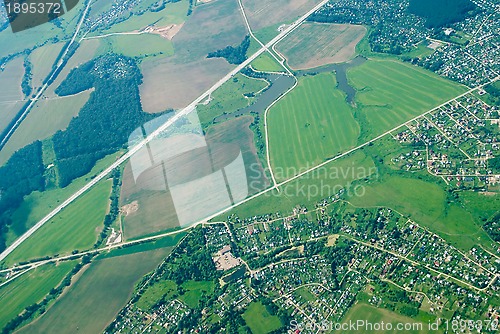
xmin=348 ymin=175 xmax=492 ymax=252
xmin=29 ymin=43 xmax=64 ymax=91
xmin=348 ymin=59 xmax=467 ymax=140
xmin=268 ymin=72 xmax=360 ymax=181
xmin=17 ymin=246 xmax=174 ymax=334
xmin=0 ymin=261 xmax=77 ymax=329
xmin=139 ymin=0 xmax=245 ymax=111
xmin=5 ymin=179 xmax=112 ymax=265
xmin=121 ymin=116 xmax=268 ymax=239
xmin=341 ymin=303 xmax=428 ymax=334
xmin=0 ymin=90 xmax=91 ymax=165
xmin=250 ymin=52 xmax=284 ymax=72
xmin=242 ymin=301 xmax=282 ymax=333
xmin=0 ymin=58 xmax=25 ymax=134
xmin=277 ymin=22 xmax=367 ymax=69
xmin=102 ymin=34 xmax=175 ymax=59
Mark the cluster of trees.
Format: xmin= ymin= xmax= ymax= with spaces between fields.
xmin=485 ymin=82 xmax=500 ymax=106
xmin=53 ymin=54 xmax=155 ymax=187
xmin=483 ymin=212 xmax=500 ymax=242
xmin=207 ymin=35 xmax=250 ymax=65
xmin=22 ymin=57 xmax=32 ymax=97
xmin=408 ymin=0 xmax=477 ymax=28
xmin=0 ymin=141 xmax=45 ymax=251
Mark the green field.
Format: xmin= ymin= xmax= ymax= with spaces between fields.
xmin=268 ymin=72 xmax=360 ymax=181
xmin=44 ymin=39 xmax=101 ymax=97
xmin=18 ymin=247 xmax=174 ymax=334
xmin=341 ymin=303 xmax=430 ymax=334
xmin=220 ymin=150 xmax=375 ymax=220
xmin=103 ymin=34 xmax=175 ymax=59
xmin=178 ymin=280 xmax=215 ymax=308
xmin=348 ymin=175 xmax=492 ymax=252
xmin=103 ymin=0 xmax=188 ymax=34
xmin=348 ymin=59 xmax=467 ymax=140
xmin=197 ymin=73 xmax=268 ymax=128
xmin=243 ymin=301 xmax=282 ymax=334
xmin=0 ymin=261 xmax=77 ymax=329
xmin=5 ymin=179 xmax=112 ymax=265
xmin=0 ymin=58 xmax=25 ymax=133
xmin=251 ymin=53 xmax=284 ymax=72
xmin=0 ymin=91 xmax=91 ymax=165
xmin=136 ymin=280 xmax=178 ymax=310
xmin=29 ymin=43 xmax=64 ymax=91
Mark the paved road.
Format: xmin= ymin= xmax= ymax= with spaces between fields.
xmin=0 ymin=0 xmax=330 ymax=263
xmin=0 ymin=0 xmax=93 ymax=149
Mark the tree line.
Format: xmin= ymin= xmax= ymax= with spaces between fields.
xmin=53 ymin=53 xmax=156 ymax=187
xmin=207 ymin=35 xmax=250 ymax=65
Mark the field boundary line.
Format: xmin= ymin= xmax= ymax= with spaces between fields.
xmin=0 ymin=0 xmax=331 ymax=263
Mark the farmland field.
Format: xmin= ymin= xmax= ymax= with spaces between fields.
xmin=268 ymin=72 xmax=359 ymax=180
xmin=0 ymin=58 xmax=25 ymax=134
xmin=277 ymin=23 xmax=367 ymax=69
xmin=0 ymin=90 xmax=91 ymax=165
xmin=348 ymin=59 xmax=467 ymax=140
xmin=340 ymin=303 xmax=428 ymax=334
xmin=139 ymin=0 xmax=246 ymax=111
xmin=17 ymin=246 xmax=174 ymax=334
xmin=29 ymin=42 xmax=64 ymax=91
xmin=44 ymin=39 xmax=101 ymax=97
xmin=2 ymin=151 xmax=121 ymax=257
xmin=4 ymin=179 xmax=112 ymax=266
xmin=0 ymin=261 xmax=77 ymax=329
xmin=242 ymin=301 xmax=282 ymax=334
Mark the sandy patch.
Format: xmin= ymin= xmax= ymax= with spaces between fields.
xmin=121 ymin=201 xmax=139 ymax=216
xmin=144 ymin=23 xmax=184 ymax=40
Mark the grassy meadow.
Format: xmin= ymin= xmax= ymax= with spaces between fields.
xmin=242 ymin=301 xmax=282 ymax=334
xmin=268 ymin=72 xmax=360 ymax=181
xmin=0 ymin=90 xmax=91 ymax=165
xmin=4 ymin=179 xmax=112 ymax=266
xmin=251 ymin=53 xmax=284 ymax=72
xmin=0 ymin=261 xmax=77 ymax=329
xmin=340 ymin=303 xmax=429 ymax=334
xmin=197 ymin=73 xmax=268 ymax=128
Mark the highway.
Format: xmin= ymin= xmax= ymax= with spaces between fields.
xmin=0 ymin=0 xmax=93 ymax=149
xmin=0 ymin=0 xmax=330 ymax=263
